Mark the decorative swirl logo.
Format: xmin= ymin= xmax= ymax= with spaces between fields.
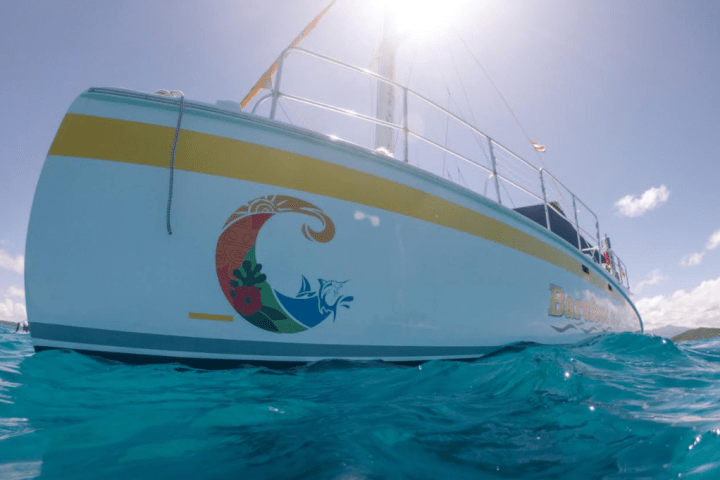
xmin=215 ymin=195 xmax=353 ymax=333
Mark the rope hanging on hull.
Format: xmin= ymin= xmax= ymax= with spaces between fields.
xmin=155 ymin=90 xmax=185 ymax=235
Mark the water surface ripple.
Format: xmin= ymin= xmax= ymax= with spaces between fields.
xmin=1 ymin=326 xmax=720 ymax=479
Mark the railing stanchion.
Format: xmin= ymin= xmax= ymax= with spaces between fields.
xmin=572 ymin=194 xmax=582 ymax=251
xmin=624 ymin=261 xmax=630 ymax=289
xmin=488 ymin=139 xmax=502 ymax=204
xmin=403 ymin=87 xmax=409 ymax=163
xmin=539 ymin=169 xmax=551 ymax=233
xmin=270 ymin=49 xmax=289 ymax=120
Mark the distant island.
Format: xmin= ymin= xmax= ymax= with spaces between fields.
xmin=644 ymin=325 xmax=720 ymax=343
xmin=647 ymin=325 xmax=690 ymax=338
xmin=671 ymin=328 xmax=720 ymax=342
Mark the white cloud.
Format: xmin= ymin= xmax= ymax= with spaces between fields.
xmin=707 ymin=230 xmax=720 ymax=251
xmin=679 ymin=230 xmax=720 ymax=266
xmin=0 ymin=297 xmax=27 ymax=323
xmin=6 ymin=286 xmax=25 ymax=300
xmin=0 ymin=287 xmax=27 ymax=323
xmin=614 ymin=185 xmax=670 ymax=217
xmin=0 ymin=249 xmax=24 ymax=274
xmin=636 ymin=276 xmax=720 ymax=330
xmin=681 ymin=252 xmax=705 ymax=267
xmin=634 ymin=269 xmax=667 ymax=294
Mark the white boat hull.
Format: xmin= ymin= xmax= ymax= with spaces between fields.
xmin=25 ymin=89 xmax=642 ymax=366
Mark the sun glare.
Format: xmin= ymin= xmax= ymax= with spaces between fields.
xmin=385 ymin=0 xmax=466 ymax=36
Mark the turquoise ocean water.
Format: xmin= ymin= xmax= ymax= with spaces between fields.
xmin=1 ymin=325 xmax=720 ymax=479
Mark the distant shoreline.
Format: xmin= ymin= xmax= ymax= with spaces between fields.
xmin=671 ymin=328 xmax=720 ymax=342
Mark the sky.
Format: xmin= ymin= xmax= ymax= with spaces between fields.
xmin=1 ymin=0 xmax=719 ymax=331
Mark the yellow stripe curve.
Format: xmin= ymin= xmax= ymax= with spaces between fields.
xmin=49 ymin=113 xmax=628 ymax=305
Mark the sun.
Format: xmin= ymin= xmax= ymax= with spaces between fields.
xmin=384 ymin=0 xmax=467 ymax=37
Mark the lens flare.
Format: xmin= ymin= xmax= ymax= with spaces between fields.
xmin=385 ymin=0 xmax=466 ymax=36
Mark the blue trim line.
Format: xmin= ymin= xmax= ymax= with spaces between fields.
xmin=30 ymin=323 xmax=495 ymax=359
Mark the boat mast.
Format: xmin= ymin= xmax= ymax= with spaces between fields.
xmin=374 ymin=5 xmax=400 ymax=154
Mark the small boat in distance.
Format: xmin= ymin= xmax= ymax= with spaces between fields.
xmin=25 ymin=4 xmax=642 ymax=367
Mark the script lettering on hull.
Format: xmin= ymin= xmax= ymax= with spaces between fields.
xmin=547 ymin=285 xmax=619 ymax=334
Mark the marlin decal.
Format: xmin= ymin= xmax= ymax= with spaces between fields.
xmin=275 ymin=276 xmax=354 ymax=328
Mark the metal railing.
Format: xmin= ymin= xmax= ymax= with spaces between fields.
xmin=248 ymin=47 xmax=631 ymax=291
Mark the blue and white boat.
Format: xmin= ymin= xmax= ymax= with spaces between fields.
xmin=25 ymin=7 xmax=642 ymax=367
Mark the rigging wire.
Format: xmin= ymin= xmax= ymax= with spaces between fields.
xmin=446 ymin=49 xmax=498 ymax=175
xmin=452 ymin=27 xmax=565 ymax=202
xmin=455 ymin=165 xmax=468 ymax=188
xmin=428 ymin=48 xmax=456 ymax=179
xmin=434 ymin=47 xmax=517 ymax=206
xmin=283 ymin=100 xmax=313 ymax=130
xmin=448 ymin=51 xmax=478 ymax=127
xmin=452 ymin=28 xmax=534 ymax=151
xmin=280 ymin=95 xmax=324 ymax=133
xmin=430 ymin=48 xmax=466 ymax=181
xmin=277 ymin=101 xmax=294 ymax=125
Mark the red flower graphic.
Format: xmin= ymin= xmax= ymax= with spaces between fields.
xmin=231 ymin=286 xmax=263 ymax=316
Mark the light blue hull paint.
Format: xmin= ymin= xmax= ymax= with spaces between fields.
xmin=26 ymin=90 xmax=642 ymax=363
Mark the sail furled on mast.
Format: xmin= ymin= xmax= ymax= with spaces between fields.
xmin=374 ymin=5 xmax=400 ymax=154
xmin=240 ymin=0 xmax=337 ymax=110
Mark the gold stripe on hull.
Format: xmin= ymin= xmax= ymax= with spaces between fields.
xmin=49 ymin=113 xmax=631 ymax=307
xmin=188 ymin=313 xmax=234 ymax=322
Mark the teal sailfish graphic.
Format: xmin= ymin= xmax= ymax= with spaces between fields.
xmin=275 ymin=276 xmax=354 ymax=328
